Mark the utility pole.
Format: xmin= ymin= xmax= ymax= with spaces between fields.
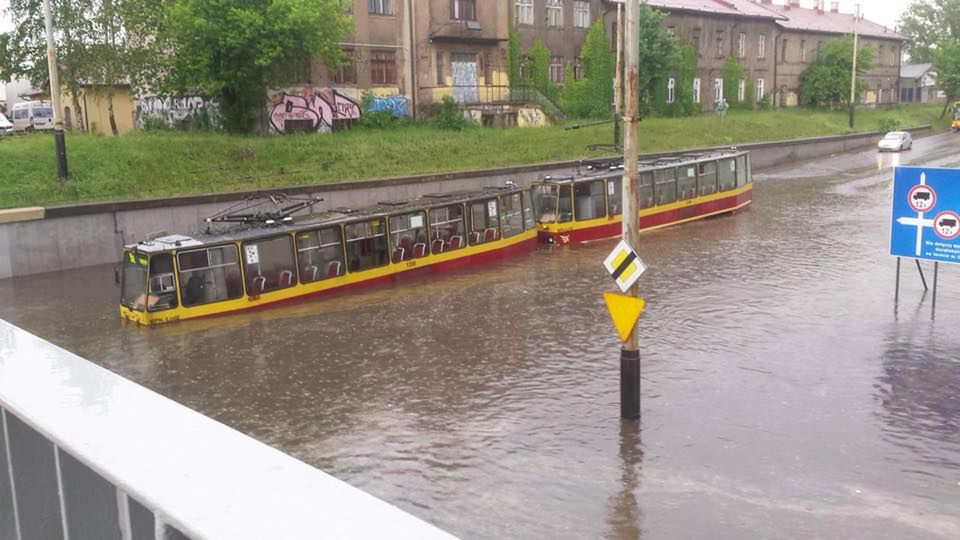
xmin=613 ymin=3 xmax=623 ymax=148
xmin=41 ymin=0 xmax=68 ymax=179
xmin=848 ymin=3 xmax=860 ymax=129
xmin=621 ymin=0 xmax=641 ymax=420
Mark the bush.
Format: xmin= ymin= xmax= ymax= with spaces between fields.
xmin=434 ymin=95 xmax=470 ymax=131
xmin=140 ymin=115 xmax=172 ymax=131
xmin=878 ymin=117 xmax=901 ymax=132
xmin=758 ymin=93 xmax=772 ymax=111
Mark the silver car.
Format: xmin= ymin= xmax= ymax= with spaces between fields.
xmin=878 ymin=131 xmax=913 ymax=152
xmin=0 ymin=112 xmax=13 ymax=136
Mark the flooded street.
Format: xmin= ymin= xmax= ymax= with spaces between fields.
xmin=2 ymin=133 xmax=960 ymax=539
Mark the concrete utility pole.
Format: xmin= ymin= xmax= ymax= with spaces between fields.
xmin=621 ymin=0 xmax=641 ymax=420
xmin=848 ymin=3 xmax=860 ymax=129
xmin=41 ymin=0 xmax=68 ymax=179
xmin=614 ymin=3 xmax=623 ymax=147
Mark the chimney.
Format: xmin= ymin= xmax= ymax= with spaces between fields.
xmin=830 ymin=1 xmax=839 ymax=12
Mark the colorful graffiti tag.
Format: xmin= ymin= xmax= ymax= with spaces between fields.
xmin=268 ymin=88 xmax=361 ymax=133
xmin=136 ymin=95 xmax=218 ymax=129
xmin=367 ymin=95 xmax=409 ymax=117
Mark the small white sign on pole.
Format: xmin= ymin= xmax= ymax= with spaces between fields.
xmin=603 ymin=239 xmax=646 ymax=293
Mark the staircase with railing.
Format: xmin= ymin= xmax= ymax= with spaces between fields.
xmin=435 ymin=84 xmax=566 ymax=124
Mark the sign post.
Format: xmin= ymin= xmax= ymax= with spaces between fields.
xmin=889 ymin=166 xmax=960 ymax=315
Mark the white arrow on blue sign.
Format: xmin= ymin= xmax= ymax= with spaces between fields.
xmin=890 ymin=166 xmax=960 ymax=264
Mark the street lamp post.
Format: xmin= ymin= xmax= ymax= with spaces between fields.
xmin=848 ymin=3 xmax=860 ymax=129
xmin=41 ymin=0 xmax=69 ymax=179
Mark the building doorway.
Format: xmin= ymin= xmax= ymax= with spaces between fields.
xmin=451 ymin=53 xmax=479 ymax=104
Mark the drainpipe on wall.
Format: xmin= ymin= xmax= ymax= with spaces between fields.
xmin=405 ymin=0 xmax=418 ymax=119
xmin=773 ymin=31 xmax=780 ymax=108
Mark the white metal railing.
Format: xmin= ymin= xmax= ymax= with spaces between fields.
xmin=0 ymin=319 xmax=456 ymax=540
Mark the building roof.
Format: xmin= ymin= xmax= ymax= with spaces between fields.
xmin=901 ymin=63 xmax=933 ymax=79
xmin=645 ymin=0 xmax=786 ymax=20
xmin=758 ymin=3 xmax=908 ymax=41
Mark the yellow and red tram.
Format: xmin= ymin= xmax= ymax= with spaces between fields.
xmin=531 ymin=149 xmax=753 ymax=245
xmin=119 ymin=186 xmax=537 ymax=325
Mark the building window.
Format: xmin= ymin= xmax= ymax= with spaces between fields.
xmin=515 ymin=0 xmax=533 ymax=25
xmin=756 ymin=78 xmax=765 ymax=102
xmin=716 ymin=30 xmax=725 ymax=58
xmin=450 ymin=0 xmax=475 ymax=21
xmin=484 ymin=52 xmax=492 ymax=85
xmin=574 ymin=1 xmax=590 ymax=28
xmin=800 ymin=40 xmax=806 ymax=62
xmin=331 ymin=50 xmax=356 ymax=84
xmin=667 ymin=77 xmax=675 ymax=104
xmin=758 ymin=34 xmax=766 ymax=58
xmin=693 ymin=78 xmax=701 ymax=104
xmin=549 ymin=55 xmax=564 ymax=83
xmin=714 ymin=78 xmax=723 ymax=103
xmin=878 ymin=46 xmax=885 ymax=66
xmin=436 ymin=51 xmax=444 ymax=85
xmin=737 ymin=79 xmax=745 ymax=102
xmin=781 ymin=39 xmax=788 ymax=62
xmin=737 ymin=32 xmax=746 ymax=58
xmin=546 ymin=0 xmax=562 ymax=27
xmin=371 ymin=50 xmax=396 ymax=85
xmin=692 ymin=29 xmax=701 ymax=57
xmin=368 ymin=0 xmax=392 ymax=15
xmin=666 ymin=26 xmax=675 ymax=38
xmin=573 ymin=58 xmax=583 ymax=81
xmin=817 ymin=41 xmax=823 ymax=55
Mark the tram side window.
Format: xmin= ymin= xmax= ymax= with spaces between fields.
xmin=522 ymin=190 xmax=536 ymax=229
xmin=736 ymin=156 xmax=747 ymax=187
xmin=147 ymin=253 xmax=178 ymax=311
xmin=178 ymin=245 xmax=243 ymax=307
xmin=389 ymin=211 xmax=428 ymax=261
xmin=558 ymin=185 xmax=573 ymax=223
xmin=469 ymin=198 xmax=500 ymax=245
xmin=345 ymin=219 xmax=389 ymax=272
xmin=655 ymin=168 xmax=677 ymax=205
xmin=500 ymin=192 xmax=525 ymax=238
xmin=574 ymin=181 xmax=606 ymax=221
xmin=718 ymin=158 xmax=736 ymax=192
xmin=532 ymin=185 xmax=559 ymax=223
xmin=698 ymin=161 xmax=717 ymax=196
xmin=677 ymin=166 xmax=698 ymax=201
xmin=607 ymin=178 xmax=622 ymax=216
xmin=120 ymin=251 xmax=147 ymax=311
xmin=296 ymin=227 xmax=345 ymax=283
xmin=639 ymin=173 xmax=653 ymax=209
xmin=429 ymin=204 xmax=466 ymax=252
xmin=242 ymin=235 xmax=297 ymax=295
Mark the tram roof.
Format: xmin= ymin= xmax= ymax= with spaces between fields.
xmin=538 ymin=148 xmax=749 ymax=185
xmin=125 ymin=185 xmax=523 ymax=253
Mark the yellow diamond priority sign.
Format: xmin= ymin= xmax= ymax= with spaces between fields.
xmin=603 ymin=292 xmax=646 ymax=342
xmin=603 ymin=239 xmax=646 ymax=293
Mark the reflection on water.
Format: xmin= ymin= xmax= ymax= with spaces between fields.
xmin=2 ymin=135 xmax=960 ymax=538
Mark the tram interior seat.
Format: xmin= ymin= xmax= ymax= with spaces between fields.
xmin=304 ymin=265 xmax=319 ymax=282
xmin=413 ymin=243 xmax=427 ymax=258
xmin=432 ymin=238 xmax=445 ymax=253
xmin=392 ymin=248 xmax=405 ymax=264
xmin=469 ymin=231 xmax=481 ymax=245
xmin=449 ymin=235 xmax=463 ymax=250
xmin=483 ymin=228 xmax=498 ymax=242
xmin=251 ymin=275 xmax=266 ymax=295
xmin=327 ymin=261 xmax=341 ymax=277
xmin=279 ymin=270 xmax=294 ymax=287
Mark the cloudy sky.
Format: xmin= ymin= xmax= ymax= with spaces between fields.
xmin=0 ymin=0 xmax=911 ymax=47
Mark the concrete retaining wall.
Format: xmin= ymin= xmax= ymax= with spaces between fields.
xmin=0 ymin=126 xmax=930 ymax=279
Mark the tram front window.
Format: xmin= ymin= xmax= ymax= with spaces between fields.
xmin=147 ymin=253 xmax=178 ymax=311
xmin=120 ymin=251 xmax=147 ymax=311
xmin=532 ymin=185 xmax=559 ymax=223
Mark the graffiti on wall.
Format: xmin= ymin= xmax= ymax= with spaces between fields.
xmin=268 ymin=88 xmax=361 ymax=134
xmin=136 ymin=95 xmax=218 ymax=129
xmin=517 ymin=107 xmax=547 ymax=127
xmin=367 ymin=95 xmax=409 ymax=117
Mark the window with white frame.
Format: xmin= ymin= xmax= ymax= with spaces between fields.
xmin=716 ymin=31 xmax=725 ymax=58
xmin=714 ymin=78 xmax=723 ymax=103
xmin=451 ymin=0 xmax=476 ymax=21
xmin=738 ymin=79 xmax=745 ymax=102
xmin=756 ymin=78 xmax=765 ymax=102
xmin=515 ymin=0 xmax=533 ymax=25
xmin=667 ymin=78 xmax=675 ymax=104
xmin=693 ymin=78 xmax=701 ymax=103
xmin=368 ymin=0 xmax=392 ymax=15
xmin=546 ymin=0 xmax=562 ymax=27
xmin=737 ymin=33 xmax=746 ymax=58
xmin=549 ymin=55 xmax=564 ymax=83
xmin=574 ymin=1 xmax=590 ymax=28
xmin=758 ymin=34 xmax=766 ymax=58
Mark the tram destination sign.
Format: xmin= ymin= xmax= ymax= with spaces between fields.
xmin=890 ymin=166 xmax=960 ymax=264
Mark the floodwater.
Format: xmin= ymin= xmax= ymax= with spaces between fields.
xmin=3 ymin=133 xmax=960 ymax=539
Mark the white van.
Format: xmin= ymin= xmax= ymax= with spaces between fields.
xmin=11 ymin=101 xmax=54 ymax=132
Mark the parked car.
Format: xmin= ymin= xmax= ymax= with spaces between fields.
xmin=878 ymin=131 xmax=913 ymax=152
xmin=11 ymin=101 xmax=54 ymax=132
xmin=0 ymin=112 xmax=13 ymax=136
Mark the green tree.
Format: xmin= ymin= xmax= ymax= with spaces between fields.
xmin=636 ymin=3 xmax=674 ymax=115
xmin=159 ymin=0 xmax=351 ymax=132
xmin=798 ymin=36 xmax=874 ymax=109
xmin=671 ymin=42 xmax=698 ymax=116
xmin=507 ymin=30 xmax=521 ymax=88
xmin=743 ymin=78 xmax=755 ymax=110
xmin=526 ymin=38 xmax=556 ymax=101
xmin=934 ymin=38 xmax=960 ymax=117
xmin=722 ymin=57 xmax=744 ymax=107
xmin=560 ymin=20 xmax=614 ymax=118
xmin=898 ymin=0 xmax=960 ymax=63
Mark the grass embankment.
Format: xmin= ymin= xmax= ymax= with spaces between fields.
xmin=0 ymin=104 xmax=950 ymax=208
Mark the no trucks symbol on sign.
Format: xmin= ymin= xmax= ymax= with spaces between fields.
xmin=890 ymin=167 xmax=960 ymax=264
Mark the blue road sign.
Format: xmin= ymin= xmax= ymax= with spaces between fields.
xmin=890 ymin=166 xmax=960 ymax=264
